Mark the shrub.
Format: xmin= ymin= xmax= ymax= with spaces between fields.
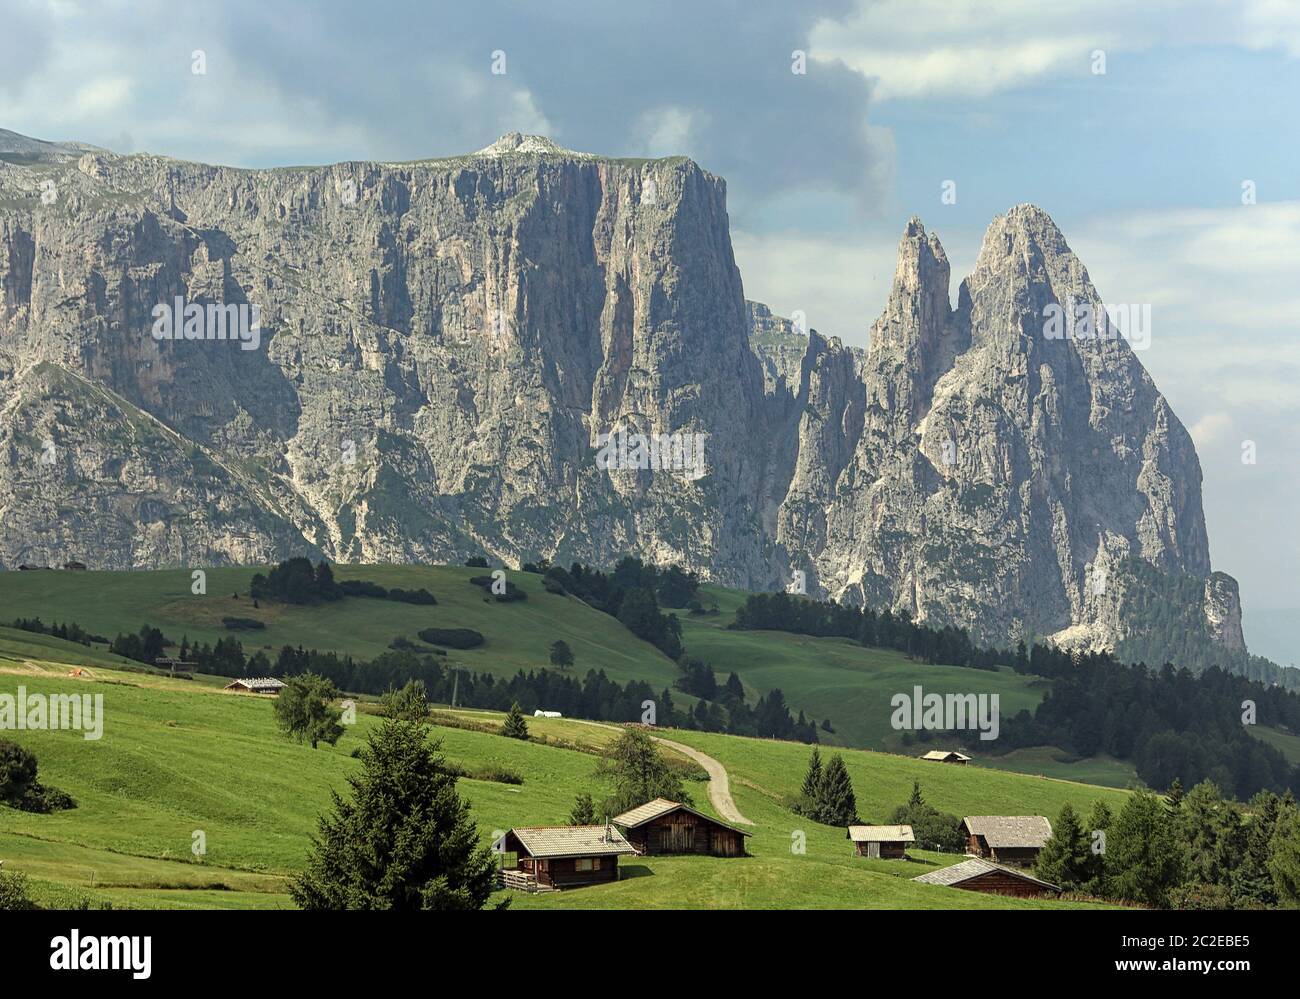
xmin=0 ymin=871 xmax=36 ymax=911
xmin=417 ymin=628 xmax=484 ymax=650
xmin=222 ymin=617 xmax=265 ymax=631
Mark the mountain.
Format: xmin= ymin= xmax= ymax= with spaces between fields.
xmin=0 ymin=129 xmax=1258 ymax=667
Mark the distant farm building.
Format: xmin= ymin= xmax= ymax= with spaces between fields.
xmin=495 ymin=824 xmax=636 ymax=891
xmin=533 ymin=709 xmax=562 ymax=718
xmin=154 ymin=657 xmax=198 ymax=674
xmin=224 ymin=677 xmax=287 ymax=695
xmin=847 ymin=824 xmax=915 ymax=859
xmin=62 ymin=561 xmax=87 ymax=571
xmin=613 ymin=798 xmax=750 ymax=857
xmin=920 ymin=750 xmax=970 ymax=764
xmin=913 ymin=858 xmax=1060 ymax=898
xmin=961 ymin=815 xmax=1052 ymax=867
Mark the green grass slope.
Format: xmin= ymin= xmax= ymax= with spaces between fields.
xmin=679 ymin=585 xmax=1048 ymax=750
xmin=0 ymin=658 xmax=1124 ymax=909
xmin=0 ymin=565 xmax=681 ymax=688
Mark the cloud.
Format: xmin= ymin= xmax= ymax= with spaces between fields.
xmin=0 ymin=0 xmax=887 ymax=207
xmin=810 ymin=0 xmax=1300 ymax=101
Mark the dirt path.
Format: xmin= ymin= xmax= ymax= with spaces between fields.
xmin=568 ymin=720 xmax=753 ymax=826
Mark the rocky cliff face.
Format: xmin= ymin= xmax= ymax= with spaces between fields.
xmin=0 ymin=130 xmax=1245 ymax=658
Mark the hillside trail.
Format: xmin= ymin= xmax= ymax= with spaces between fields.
xmin=568 ymin=719 xmax=753 ymax=826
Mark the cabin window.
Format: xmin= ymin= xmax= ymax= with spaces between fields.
xmin=575 ymin=858 xmax=596 ymax=871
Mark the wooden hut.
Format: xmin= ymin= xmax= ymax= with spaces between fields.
xmin=847 ymin=824 xmax=914 ymax=859
xmin=495 ymin=824 xmax=636 ymax=890
xmin=223 ymin=677 xmax=287 ymax=695
xmin=920 ymin=750 xmax=971 ymax=764
xmin=613 ymin=798 xmax=750 ymax=857
xmin=961 ymin=815 xmax=1052 ymax=867
xmin=913 ymin=858 xmax=1060 ymax=898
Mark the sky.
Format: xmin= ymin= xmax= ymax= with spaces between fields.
xmin=1 ymin=0 xmax=1296 ymax=659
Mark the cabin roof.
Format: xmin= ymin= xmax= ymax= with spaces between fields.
xmin=912 ymin=858 xmax=1059 ymax=891
xmin=225 ymin=677 xmax=286 ymax=689
xmin=962 ymin=815 xmax=1052 ymax=848
xmin=921 ymin=750 xmax=971 ymax=761
xmin=846 ymin=824 xmax=915 ymax=843
xmin=505 ymin=825 xmax=637 ymax=860
xmin=611 ymin=797 xmax=751 ymax=836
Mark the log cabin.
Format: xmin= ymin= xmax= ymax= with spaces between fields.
xmin=912 ymin=858 xmax=1060 ymax=898
xmin=961 ymin=815 xmax=1052 ymax=867
xmin=847 ymin=824 xmax=915 ymax=859
xmin=496 ymin=824 xmax=637 ymax=890
xmin=920 ymin=750 xmax=971 ymax=764
xmin=612 ymin=798 xmax=750 ymax=857
xmin=223 ymin=677 xmax=287 ymax=695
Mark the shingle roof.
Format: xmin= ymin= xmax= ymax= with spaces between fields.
xmin=962 ymin=815 xmax=1052 ymax=848
xmin=847 ymin=824 xmax=915 ymax=843
xmin=921 ymin=750 xmax=971 ymax=761
xmin=226 ymin=677 xmax=286 ymax=690
xmin=612 ymin=798 xmax=751 ymax=836
xmin=913 ymin=858 xmax=1059 ymax=891
xmin=504 ymin=825 xmax=636 ymax=859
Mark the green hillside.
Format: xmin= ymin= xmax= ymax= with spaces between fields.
xmin=0 ymin=565 xmax=1116 ymax=785
xmin=0 ymin=565 xmax=682 ymax=688
xmin=0 ymin=656 xmax=1124 ymax=910
xmin=680 ymin=584 xmax=1048 ymax=749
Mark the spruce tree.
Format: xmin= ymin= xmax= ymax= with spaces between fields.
xmin=798 ymin=747 xmax=823 ymax=816
xmin=501 ymin=702 xmax=530 ymax=740
xmin=291 ymin=720 xmax=500 ymax=909
xmin=569 ymin=792 xmax=597 ymax=826
xmin=1036 ymin=802 xmax=1090 ymax=890
xmin=1083 ymin=799 xmax=1114 ymax=895
xmin=1109 ymin=789 xmax=1187 ymax=907
xmin=816 ymin=754 xmax=858 ymax=826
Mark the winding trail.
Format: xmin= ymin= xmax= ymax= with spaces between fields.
xmin=569 ymin=720 xmax=752 ymax=826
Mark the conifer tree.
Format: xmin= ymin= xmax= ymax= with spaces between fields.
xmin=1109 ymin=789 xmax=1186 ymax=907
xmin=569 ymin=792 xmax=597 ymax=826
xmin=816 ymin=754 xmax=858 ymax=826
xmin=501 ymin=702 xmax=529 ymax=740
xmin=1082 ymin=799 xmax=1114 ymax=895
xmin=1036 ymin=802 xmax=1090 ymax=890
xmin=798 ymin=747 xmax=823 ymax=816
xmin=291 ymin=720 xmax=500 ymax=910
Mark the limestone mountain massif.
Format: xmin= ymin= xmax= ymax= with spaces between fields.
xmin=0 ymin=129 xmax=1250 ymax=665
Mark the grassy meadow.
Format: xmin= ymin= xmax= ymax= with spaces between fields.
xmin=0 ymin=644 xmax=1125 ymax=909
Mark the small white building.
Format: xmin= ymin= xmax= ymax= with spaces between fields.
xmin=533 ymin=709 xmax=563 ymax=718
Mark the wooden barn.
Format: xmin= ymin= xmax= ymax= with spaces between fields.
xmin=913 ymin=858 xmax=1059 ymax=897
xmin=961 ymin=815 xmax=1052 ymax=867
xmin=495 ymin=824 xmax=636 ymax=890
xmin=223 ymin=677 xmax=287 ymax=695
xmin=847 ymin=824 xmax=914 ymax=859
xmin=613 ymin=798 xmax=750 ymax=857
xmin=920 ymin=749 xmax=971 ymax=764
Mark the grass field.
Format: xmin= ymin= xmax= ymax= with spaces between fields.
xmin=0 ymin=565 xmax=681 ymax=689
xmin=680 ymin=584 xmax=1049 ymax=750
xmin=0 ymin=565 xmax=1145 ymax=789
xmin=0 ymin=651 xmax=1126 ymax=909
